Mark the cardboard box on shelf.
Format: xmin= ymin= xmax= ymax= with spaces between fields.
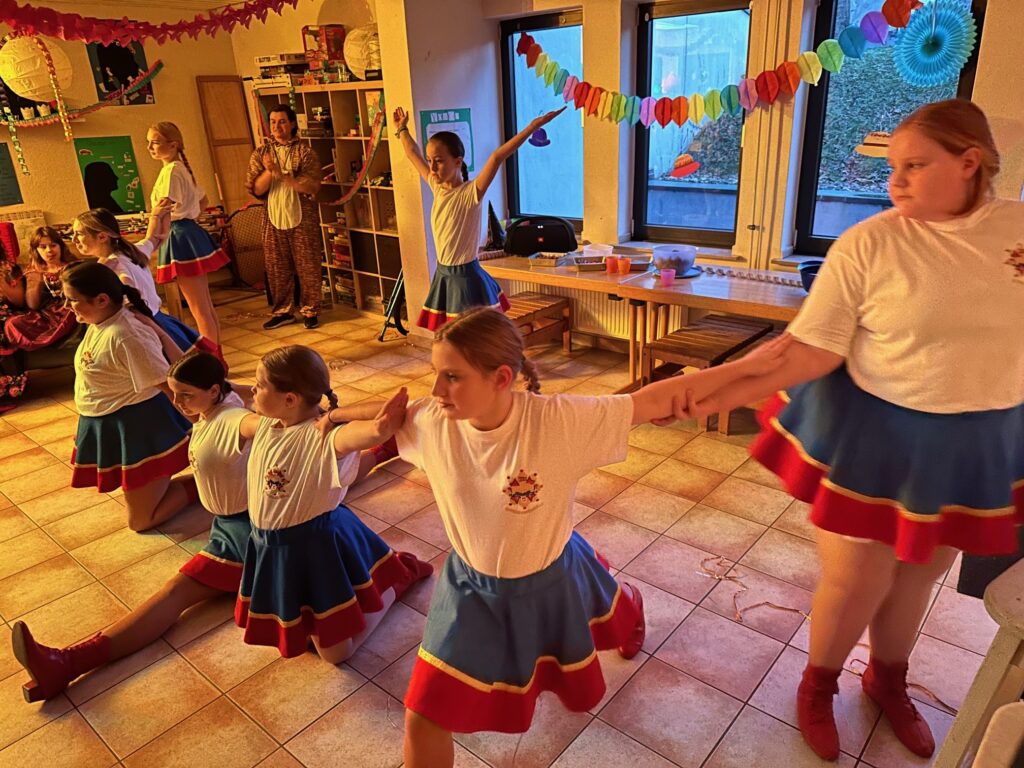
xmin=303 ymin=25 xmax=346 ymax=71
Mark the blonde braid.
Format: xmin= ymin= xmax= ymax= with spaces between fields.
xmin=520 ymin=355 xmax=541 ymax=394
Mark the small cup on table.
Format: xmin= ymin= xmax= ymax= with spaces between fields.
xmin=659 ymin=268 xmax=676 ymax=286
xmin=605 ymin=256 xmax=619 ymax=274
xmin=617 ymin=258 xmax=632 ymax=275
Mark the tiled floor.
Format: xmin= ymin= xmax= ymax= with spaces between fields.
xmin=0 ymin=293 xmax=995 ymax=768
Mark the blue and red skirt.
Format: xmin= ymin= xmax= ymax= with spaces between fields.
xmin=71 ymin=394 xmax=191 ymax=493
xmin=752 ymin=367 xmax=1024 ymax=564
xmin=234 ymin=504 xmax=414 ymax=658
xmin=417 ymin=261 xmax=510 ymax=331
xmin=179 ymin=511 xmax=251 ymax=592
xmin=404 ymin=531 xmax=639 ymax=734
xmin=156 ymin=219 xmax=230 ymax=284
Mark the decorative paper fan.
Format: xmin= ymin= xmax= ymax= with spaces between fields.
xmin=893 ymin=0 xmax=977 ymax=87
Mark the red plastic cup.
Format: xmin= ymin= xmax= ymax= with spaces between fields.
xmin=617 ymin=258 xmax=632 ymax=275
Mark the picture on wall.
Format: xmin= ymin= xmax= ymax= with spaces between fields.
xmin=74 ymin=136 xmax=145 ymax=214
xmin=87 ymin=42 xmax=155 ymax=105
xmin=419 ymin=108 xmax=474 ymax=171
xmin=0 ymin=143 xmax=24 ymax=206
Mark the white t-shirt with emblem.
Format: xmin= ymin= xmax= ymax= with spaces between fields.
xmin=188 ymin=393 xmax=249 ymax=516
xmin=247 ymin=416 xmax=360 ymax=530
xmin=396 ymin=392 xmax=634 ymax=578
xmin=74 ymin=309 xmax=170 ymax=417
xmin=788 ymin=198 xmax=1024 ymax=413
xmin=103 ymin=239 xmax=162 ymax=315
xmin=429 ymin=177 xmax=482 ymax=266
xmin=151 ymin=161 xmax=206 ymax=222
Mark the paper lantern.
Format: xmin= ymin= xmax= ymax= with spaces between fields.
xmin=861 ymin=12 xmax=890 ymax=44
xmin=893 ymin=1 xmax=978 ymax=87
xmin=611 ymin=93 xmax=626 ymax=122
xmin=343 ymin=25 xmax=381 ymax=80
xmin=573 ymin=81 xmax=591 ymax=109
xmin=0 ymin=36 xmax=73 ymax=102
xmin=882 ymin=0 xmax=913 ymax=28
xmin=654 ymin=97 xmax=673 ymax=127
xmin=639 ymin=96 xmax=656 ymax=127
xmin=627 ymin=95 xmax=643 ymax=126
xmin=817 ymin=39 xmax=845 ymax=73
xmin=525 ymin=43 xmax=542 ymax=68
xmin=688 ymin=92 xmax=705 ymax=124
xmin=776 ymin=61 xmax=801 ymax=97
xmin=797 ymin=51 xmax=824 ymax=84
xmin=738 ymin=78 xmax=758 ymax=112
xmin=599 ymin=90 xmax=613 ymax=120
xmin=553 ymin=68 xmax=568 ymax=95
xmin=562 ymin=75 xmax=578 ymax=102
xmin=720 ymin=85 xmax=742 ymax=116
xmin=704 ymin=89 xmax=722 ymax=120
xmin=838 ymin=26 xmax=868 ymax=58
xmin=543 ymin=60 xmax=558 ymax=86
xmin=533 ymin=52 xmax=548 ymax=75
xmin=672 ymin=95 xmax=688 ymax=126
xmin=755 ymin=71 xmax=780 ymax=104
xmin=585 ymin=86 xmax=603 ymax=116
xmin=516 ymin=32 xmax=535 ymax=55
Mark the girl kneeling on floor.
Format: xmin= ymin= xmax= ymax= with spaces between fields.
xmin=236 ymin=344 xmax=432 ymax=661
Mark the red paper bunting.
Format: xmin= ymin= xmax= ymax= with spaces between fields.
xmin=585 ymin=86 xmax=603 ymax=116
xmin=654 ymin=97 xmax=672 ymax=128
xmin=573 ymin=81 xmax=591 ymax=109
xmin=775 ymin=61 xmax=801 ymax=97
xmin=882 ymin=0 xmax=915 ymax=28
xmin=526 ymin=43 xmax=542 ymax=68
xmin=755 ymin=70 xmax=781 ymax=104
xmin=672 ymin=96 xmax=688 ymax=126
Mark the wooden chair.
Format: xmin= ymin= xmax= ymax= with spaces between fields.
xmin=640 ymin=314 xmax=772 ymax=429
xmin=935 ymin=559 xmax=1024 ymax=768
xmin=506 ymin=291 xmax=572 ymax=352
xmin=716 ymin=329 xmax=783 ymax=436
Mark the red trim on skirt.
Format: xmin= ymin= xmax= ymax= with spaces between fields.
xmin=233 ymin=550 xmax=409 ymax=658
xmin=752 ymin=394 xmax=1024 ymax=564
xmin=180 ymin=551 xmax=243 ymax=593
xmin=155 ymin=247 xmax=230 ymax=284
xmin=70 ymin=437 xmax=190 ymax=493
xmin=416 ymin=293 xmax=511 ymax=331
xmin=404 ymin=584 xmax=638 ymax=734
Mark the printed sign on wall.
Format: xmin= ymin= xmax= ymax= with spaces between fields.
xmin=419 ymin=108 xmax=474 ymax=172
xmin=74 ymin=136 xmax=144 ymax=214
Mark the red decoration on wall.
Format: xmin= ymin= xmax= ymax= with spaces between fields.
xmin=881 ymin=0 xmax=922 ymax=29
xmin=671 ymin=95 xmax=687 ymax=126
xmin=0 ymin=0 xmax=307 ymax=46
xmin=755 ymin=70 xmax=781 ymax=104
xmin=525 ymin=43 xmax=541 ymax=68
xmin=573 ymin=80 xmax=591 ymax=109
xmin=585 ymin=86 xmax=603 ymax=116
xmin=654 ymin=96 xmax=672 ymax=128
xmin=775 ymin=61 xmax=801 ymax=97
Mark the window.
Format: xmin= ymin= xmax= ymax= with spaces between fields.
xmin=500 ymin=12 xmax=583 ymax=221
xmin=794 ymin=0 xmax=986 ymax=254
xmin=634 ymin=2 xmax=752 ymax=245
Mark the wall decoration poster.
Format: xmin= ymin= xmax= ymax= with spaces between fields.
xmin=0 ymin=143 xmax=24 ymax=206
xmin=419 ymin=108 xmax=474 ymax=171
xmin=87 ymin=42 xmax=155 ymax=105
xmin=74 ymin=136 xmax=144 ymax=214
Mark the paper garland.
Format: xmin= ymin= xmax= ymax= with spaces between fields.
xmin=516 ymin=0 xmax=972 ymax=130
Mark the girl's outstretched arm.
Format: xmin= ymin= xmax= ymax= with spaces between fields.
xmin=474 ymin=107 xmax=565 ymax=197
xmin=392 ymin=107 xmax=430 ymax=182
xmin=331 ymin=388 xmax=409 ymax=456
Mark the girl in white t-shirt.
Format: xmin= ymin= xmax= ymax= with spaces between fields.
xmin=62 ymin=261 xmax=194 ymax=533
xmin=234 ymin=345 xmax=433 ymax=661
xmin=354 ymin=307 xmax=786 ymax=767
xmin=391 ymin=105 xmax=564 ymax=330
xmin=678 ymin=100 xmax=1024 ymax=762
xmin=147 ymin=122 xmax=229 ymax=352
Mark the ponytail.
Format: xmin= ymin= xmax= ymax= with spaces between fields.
xmin=460 ymin=163 xmax=469 ymax=182
xmin=178 ymin=148 xmax=197 ymax=186
xmin=62 ymin=260 xmax=152 ymax=318
xmin=121 ymin=284 xmax=154 ymax=320
xmin=75 ymin=208 xmax=150 ymax=268
xmin=326 ymin=389 xmax=339 ymax=409
xmin=520 ymin=355 xmax=541 ymax=393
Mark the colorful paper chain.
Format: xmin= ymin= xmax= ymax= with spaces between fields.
xmin=517 ymin=0 xmax=969 ymax=127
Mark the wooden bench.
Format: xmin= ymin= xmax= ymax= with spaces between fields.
xmin=641 ymin=314 xmax=773 ymax=429
xmin=716 ymin=329 xmax=783 ymax=436
xmin=506 ymin=291 xmax=572 ymax=352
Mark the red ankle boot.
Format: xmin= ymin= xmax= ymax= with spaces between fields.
xmin=618 ymin=583 xmax=646 ymax=660
xmin=370 ymin=436 xmax=399 ymax=466
xmin=11 ymin=621 xmax=111 ymax=703
xmin=392 ymin=551 xmax=434 ymax=599
xmin=797 ymin=665 xmax=842 ymax=761
xmin=862 ymin=658 xmax=934 ymax=757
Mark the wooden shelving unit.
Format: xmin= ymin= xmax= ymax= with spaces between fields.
xmin=251 ymin=82 xmax=401 ymax=316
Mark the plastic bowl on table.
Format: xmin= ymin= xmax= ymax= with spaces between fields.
xmin=652 ymin=244 xmax=697 ymax=275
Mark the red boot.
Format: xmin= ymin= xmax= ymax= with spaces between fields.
xmin=862 ymin=658 xmax=934 ymax=758
xmin=11 ymin=621 xmax=111 ymax=703
xmin=797 ymin=665 xmax=842 ymax=761
xmin=618 ymin=583 xmax=646 ymax=660
xmin=370 ymin=436 xmax=399 ymax=466
xmin=392 ymin=551 xmax=434 ymax=599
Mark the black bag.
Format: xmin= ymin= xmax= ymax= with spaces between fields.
xmin=504 ymin=216 xmax=577 ymax=256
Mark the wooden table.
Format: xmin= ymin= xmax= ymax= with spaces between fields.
xmin=481 ymin=258 xmax=806 ymax=382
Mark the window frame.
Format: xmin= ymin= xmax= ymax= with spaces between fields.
xmin=499 ymin=10 xmax=584 ymax=225
xmin=633 ymin=0 xmax=753 ymax=246
xmin=793 ymin=0 xmax=988 ymax=256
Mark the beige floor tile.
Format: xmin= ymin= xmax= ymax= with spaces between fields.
xmin=574 ymin=511 xmax=659 ymax=570
xmin=179 ymin=620 xmax=284 ymax=692
xmin=42 ymin=499 xmax=130 ymax=552
xmin=351 ymin=477 xmax=434 ymax=525
xmin=324 ymin=362 xmax=379 ymax=386
xmin=70 ymin=528 xmax=173 ymax=580
xmin=0 ymin=673 xmax=73 ymax=750
xmin=15 ymin=582 xmax=127 ymax=649
xmin=360 ymin=349 xmax=420 ymax=371
xmin=0 ymin=447 xmax=60 ymax=484
xmin=574 ymin=469 xmax=632 ymax=509
xmin=665 ymin=504 xmax=767 ymax=562
xmin=571 ymin=502 xmax=595 ymax=526
xmin=347 ymin=602 xmax=426 ymax=679
xmin=702 ymin=476 xmax=793 ymax=525
xmin=21 ymin=486 xmax=111 ymax=528
xmin=773 ymin=500 xmax=816 ymax=541
xmin=0 ymin=529 xmax=63 ymax=581
xmin=66 ymin=640 xmax=174 ymax=706
xmin=600 ymin=446 xmax=666 ymax=482
xmin=705 ymin=705 xmax=857 ymax=767
xmin=732 ymin=456 xmax=786 ymax=490
xmin=0 ymin=432 xmax=36 ymax=460
xmin=370 ymin=645 xmax=417 ymax=701
xmin=623 ymin=537 xmax=727 ymax=603
xmin=740 ymin=529 xmax=821 ymax=591
xmin=921 ymin=585 xmax=999 ymax=656
xmin=101 ymin=547 xmax=192 ymax=609
xmin=552 ymin=718 xmax=675 ymax=767
xmin=703 ymin=564 xmax=813 ymax=644
xmin=0 ymin=463 xmax=74 ymax=505
xmin=0 ymin=554 xmax=94 ymax=620
xmin=0 ymin=624 xmax=21 ymax=681
xmin=627 ymin=423 xmax=697 ymax=457
xmin=673 ymin=435 xmax=751 ymax=474
xmin=376 ymin=527 xmax=442 ymax=564
xmin=0 ymin=506 xmax=36 ymax=544
xmin=348 ymin=505 xmax=390 ymax=534
xmin=347 ymin=465 xmax=402 ymax=501
xmin=619 ymin=577 xmax=695 ymax=656
xmin=21 ymin=416 xmax=79 ymax=447
xmin=588 ymin=364 xmax=631 ymax=390
xmin=348 ymin=372 xmax=412 ymax=396
xmin=908 ymin=634 xmax=984 ymax=712
xmin=0 ymin=419 xmax=14 ymax=437
xmin=861 ymin=699 xmax=953 ymax=768
xmin=639 ymin=458 xmax=727 ymax=501
xmin=0 ymin=710 xmax=117 ymax=768
xmin=591 ymin=648 xmax=649 ymax=713
xmin=80 ymin=653 xmax=219 ymax=758
xmin=552 ymin=358 xmax=609 ymax=379
xmin=2 ymin=401 xmax=69 ymax=432
xmin=601 ymin=658 xmax=742 ymax=768
xmin=229 ymin=655 xmax=365 ymax=742
xmin=387 ymin=357 xmax=436 ymax=380
xmin=394 ymin=503 xmax=449 ymax=550
xmin=601 ymin=483 xmax=695 ymax=534
xmin=256 ymin=749 xmax=305 ymax=768
xmin=123 ymin=696 xmax=277 ymax=768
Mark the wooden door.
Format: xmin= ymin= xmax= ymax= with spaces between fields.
xmin=195 ymin=76 xmax=254 ymax=215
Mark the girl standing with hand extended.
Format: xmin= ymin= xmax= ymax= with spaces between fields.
xmin=392 ymin=105 xmax=564 ymax=330
xmin=146 ymin=122 xmax=230 ymax=353
xmin=674 ymin=100 xmax=1024 ymax=761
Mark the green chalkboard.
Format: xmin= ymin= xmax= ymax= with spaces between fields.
xmin=74 ymin=135 xmax=145 ymax=214
xmin=0 ymin=143 xmax=23 ymax=207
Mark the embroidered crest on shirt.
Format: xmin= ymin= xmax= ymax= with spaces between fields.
xmin=503 ymin=470 xmax=543 ymax=513
xmin=264 ymin=467 xmax=290 ymax=498
xmin=80 ymin=350 xmax=94 ymax=366
xmin=1006 ymin=243 xmax=1024 ymax=283
xmin=187 ymin=449 xmax=198 ymax=471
